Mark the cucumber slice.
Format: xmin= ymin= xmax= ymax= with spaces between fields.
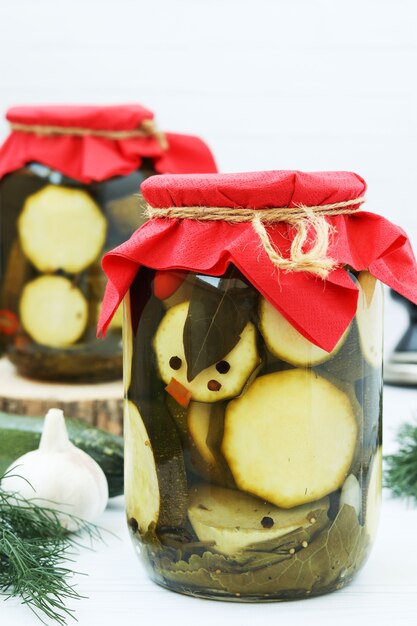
xmin=124 ymin=400 xmax=160 ymax=533
xmin=259 ymin=297 xmax=348 ymax=366
xmin=19 ymin=275 xmax=88 ymax=348
xmin=356 ymin=271 xmax=383 ymax=368
xmin=188 ymin=484 xmax=330 ymax=556
xmin=222 ymin=369 xmax=358 ymax=509
xmin=153 ymin=301 xmax=260 ymax=403
xmin=18 ymin=185 xmax=107 ymax=273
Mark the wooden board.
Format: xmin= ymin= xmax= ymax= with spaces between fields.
xmin=0 ymin=358 xmax=123 ymax=434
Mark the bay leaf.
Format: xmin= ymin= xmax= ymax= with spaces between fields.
xmin=183 ymin=268 xmax=257 ymax=381
xmin=155 ymin=504 xmax=369 ymax=597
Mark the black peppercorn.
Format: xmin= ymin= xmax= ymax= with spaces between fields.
xmin=261 ymin=516 xmax=274 ymax=528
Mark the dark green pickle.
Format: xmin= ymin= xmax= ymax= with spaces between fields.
xmin=124 ymin=266 xmax=382 ymax=601
xmin=0 ymin=162 xmax=154 ymax=381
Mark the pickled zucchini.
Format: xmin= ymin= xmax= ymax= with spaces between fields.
xmin=339 ymin=474 xmax=362 ymax=517
xmin=153 ymin=301 xmax=260 ymax=403
xmin=186 ymin=402 xmax=230 ymax=484
xmin=365 ymin=446 xmax=382 ymax=542
xmin=19 ymin=275 xmax=88 ymax=347
xmin=125 ymin=266 xmax=380 ymax=600
xmin=124 ymin=400 xmax=160 ymax=533
xmin=221 ymin=369 xmax=358 ymax=508
xmin=187 ymin=402 xmax=223 ymax=469
xmin=356 ymin=271 xmax=383 ymax=368
xmin=124 ymin=399 xmax=188 ymax=532
xmin=122 ymin=292 xmax=133 ymax=394
xmin=18 ymin=185 xmax=107 ymax=273
xmin=188 ymin=484 xmax=330 ymax=555
xmin=259 ymin=297 xmax=347 ymax=366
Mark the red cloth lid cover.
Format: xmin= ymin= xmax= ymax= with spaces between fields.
xmin=98 ymin=170 xmax=417 ymax=351
xmin=0 ymin=105 xmax=217 ymax=182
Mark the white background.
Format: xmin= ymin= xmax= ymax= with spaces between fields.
xmin=1 ymin=3 xmax=417 ymax=624
xmin=1 ymin=0 xmax=416 ymax=352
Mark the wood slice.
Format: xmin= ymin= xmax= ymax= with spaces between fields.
xmin=0 ymin=357 xmax=123 ymax=435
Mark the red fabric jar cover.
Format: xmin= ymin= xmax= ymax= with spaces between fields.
xmin=0 ymin=105 xmax=217 ymax=183
xmin=98 ymin=170 xmax=417 ymax=352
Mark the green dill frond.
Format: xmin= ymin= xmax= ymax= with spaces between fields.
xmin=384 ymin=422 xmax=417 ymax=501
xmin=0 ymin=470 xmax=105 ymax=625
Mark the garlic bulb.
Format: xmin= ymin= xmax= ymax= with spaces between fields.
xmin=2 ymin=408 xmax=108 ymax=531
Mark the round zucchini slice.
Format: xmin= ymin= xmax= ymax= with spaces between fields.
xmin=188 ymin=484 xmax=330 ymax=556
xmin=365 ymin=446 xmax=382 ymax=542
xmin=222 ymin=369 xmax=358 ymax=509
xmin=153 ymin=301 xmax=260 ymax=403
xmin=19 ymin=275 xmax=88 ymax=348
xmin=259 ymin=297 xmax=347 ymax=366
xmin=356 ymin=271 xmax=383 ymax=368
xmin=124 ymin=400 xmax=160 ymax=534
xmin=18 ymin=185 xmax=107 ymax=273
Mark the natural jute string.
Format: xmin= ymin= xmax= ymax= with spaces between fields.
xmin=145 ymin=196 xmax=366 ymax=278
xmin=10 ymin=118 xmax=169 ymax=150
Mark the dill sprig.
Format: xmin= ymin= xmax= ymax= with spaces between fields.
xmin=0 ymin=471 xmax=104 ymax=625
xmin=385 ymin=422 xmax=417 ymax=502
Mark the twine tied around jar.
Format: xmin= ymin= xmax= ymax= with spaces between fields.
xmin=145 ymin=196 xmax=366 ymax=278
xmin=9 ymin=118 xmax=169 ymax=151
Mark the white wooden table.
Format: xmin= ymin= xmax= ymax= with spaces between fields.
xmin=2 ymin=384 xmax=417 ymax=626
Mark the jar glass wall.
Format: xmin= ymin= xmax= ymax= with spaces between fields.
xmin=0 ymin=162 xmax=154 ymax=381
xmin=123 ymin=265 xmax=383 ymax=601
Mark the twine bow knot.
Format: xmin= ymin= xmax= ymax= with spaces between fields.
xmin=145 ymin=197 xmax=365 ymax=278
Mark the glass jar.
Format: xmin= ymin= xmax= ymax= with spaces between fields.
xmin=0 ymin=103 xmax=217 ymax=383
xmin=123 ymin=264 xmax=383 ymax=600
xmin=0 ymin=161 xmax=154 ymax=381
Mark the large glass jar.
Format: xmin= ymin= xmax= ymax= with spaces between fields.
xmin=0 ymin=162 xmax=153 ymax=381
xmin=123 ymin=264 xmax=383 ymax=600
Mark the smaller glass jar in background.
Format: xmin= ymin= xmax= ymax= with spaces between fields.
xmin=0 ymin=105 xmax=217 ymax=382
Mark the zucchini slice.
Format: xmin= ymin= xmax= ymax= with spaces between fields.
xmin=356 ymin=271 xmax=383 ymax=368
xmin=124 ymin=400 xmax=160 ymax=534
xmin=153 ymin=301 xmax=260 ymax=403
xmin=259 ymin=297 xmax=348 ymax=366
xmin=18 ymin=185 xmax=107 ymax=273
xmin=339 ymin=473 xmax=362 ymax=517
xmin=222 ymin=369 xmax=358 ymax=509
xmin=122 ymin=293 xmax=133 ymax=394
xmin=187 ymin=402 xmax=223 ymax=469
xmin=19 ymin=275 xmax=88 ymax=348
xmin=124 ymin=398 xmax=188 ymax=532
xmin=188 ymin=484 xmax=330 ymax=556
xmin=364 ymin=446 xmax=382 ymax=543
xmin=187 ymin=401 xmax=230 ymax=483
